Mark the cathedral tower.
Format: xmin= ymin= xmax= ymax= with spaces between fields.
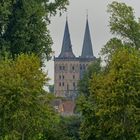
xmin=54 ymin=17 xmax=96 ymax=99
xmin=80 ymin=18 xmax=96 ymax=79
xmin=54 ymin=19 xmax=79 ymax=98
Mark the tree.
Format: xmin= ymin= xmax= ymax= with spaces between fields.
xmin=79 ymin=48 xmax=140 ymax=140
xmin=77 ymin=58 xmax=102 ymax=140
xmin=43 ymin=116 xmax=81 ymax=140
xmin=101 ymin=1 xmax=140 ymax=62
xmin=91 ymin=48 xmax=140 ymax=139
xmin=0 ymin=54 xmax=58 ymax=140
xmin=78 ymin=2 xmax=140 ymax=140
xmin=48 ymin=84 xmax=54 ymax=94
xmin=78 ymin=58 xmax=101 ymax=97
xmin=0 ymin=0 xmax=69 ymax=59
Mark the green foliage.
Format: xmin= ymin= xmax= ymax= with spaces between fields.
xmin=79 ymin=48 xmax=140 ymax=140
xmin=78 ymin=58 xmax=102 ymax=97
xmin=78 ymin=2 xmax=140 ymax=139
xmin=101 ymin=1 xmax=140 ymax=62
xmin=0 ymin=54 xmax=58 ymax=140
xmin=96 ymin=48 xmax=140 ymax=139
xmin=108 ymin=1 xmax=140 ymax=48
xmin=0 ymin=0 xmax=69 ymax=59
xmin=77 ymin=58 xmax=102 ymax=139
xmin=42 ymin=116 xmax=81 ymax=140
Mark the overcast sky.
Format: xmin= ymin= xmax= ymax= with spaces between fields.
xmin=46 ymin=0 xmax=140 ymax=84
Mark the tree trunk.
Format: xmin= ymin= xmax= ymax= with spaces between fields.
xmin=22 ymin=130 xmax=26 ymax=140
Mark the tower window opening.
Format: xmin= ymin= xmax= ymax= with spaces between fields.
xmin=73 ymin=75 xmax=75 ymax=79
xmin=63 ymin=75 xmax=64 ymax=79
xmin=72 ymin=66 xmax=74 ymax=70
xmin=59 ymin=82 xmax=61 ymax=86
xmin=80 ymin=64 xmax=82 ymax=70
xmin=73 ymin=82 xmax=76 ymax=90
xmin=59 ymin=75 xmax=61 ymax=79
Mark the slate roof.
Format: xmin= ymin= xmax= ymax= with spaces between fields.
xmin=58 ymin=19 xmax=75 ymax=58
xmin=81 ymin=19 xmax=94 ymax=58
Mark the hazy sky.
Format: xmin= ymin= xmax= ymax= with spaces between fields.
xmin=46 ymin=0 xmax=140 ymax=84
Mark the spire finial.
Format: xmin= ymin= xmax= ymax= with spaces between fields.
xmin=66 ymin=13 xmax=68 ymax=21
xmin=86 ymin=9 xmax=88 ymax=19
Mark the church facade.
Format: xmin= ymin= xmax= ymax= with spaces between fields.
xmin=54 ymin=18 xmax=96 ymax=99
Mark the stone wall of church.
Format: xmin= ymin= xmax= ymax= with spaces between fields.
xmin=54 ymin=59 xmax=80 ymax=98
xmin=54 ymin=58 xmax=95 ymax=99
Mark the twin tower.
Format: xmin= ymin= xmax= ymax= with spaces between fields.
xmin=54 ymin=18 xmax=96 ymax=99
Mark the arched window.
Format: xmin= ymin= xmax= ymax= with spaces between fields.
xmin=59 ymin=82 xmax=61 ymax=86
xmin=72 ymin=66 xmax=75 ymax=70
xmin=59 ymin=75 xmax=61 ymax=79
xmin=73 ymin=75 xmax=75 ymax=79
xmin=80 ymin=64 xmax=82 ymax=70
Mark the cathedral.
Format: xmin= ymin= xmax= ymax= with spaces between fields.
xmin=54 ymin=17 xmax=96 ymax=100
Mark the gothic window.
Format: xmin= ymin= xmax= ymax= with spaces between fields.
xmin=73 ymin=75 xmax=75 ymax=79
xmin=80 ymin=64 xmax=82 ymax=70
xmin=73 ymin=82 xmax=76 ymax=90
xmin=59 ymin=75 xmax=61 ymax=79
xmin=59 ymin=82 xmax=61 ymax=86
xmin=72 ymin=66 xmax=75 ymax=70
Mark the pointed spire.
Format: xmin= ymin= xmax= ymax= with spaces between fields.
xmin=58 ymin=18 xmax=75 ymax=58
xmin=86 ymin=9 xmax=88 ymax=20
xmin=81 ymin=17 xmax=94 ymax=58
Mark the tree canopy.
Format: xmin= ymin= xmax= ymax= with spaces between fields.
xmin=79 ymin=48 xmax=140 ymax=140
xmin=0 ymin=0 xmax=69 ymax=59
xmin=0 ymin=54 xmax=58 ymax=140
xmin=78 ymin=1 xmax=140 ymax=140
xmin=101 ymin=1 xmax=140 ymax=62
